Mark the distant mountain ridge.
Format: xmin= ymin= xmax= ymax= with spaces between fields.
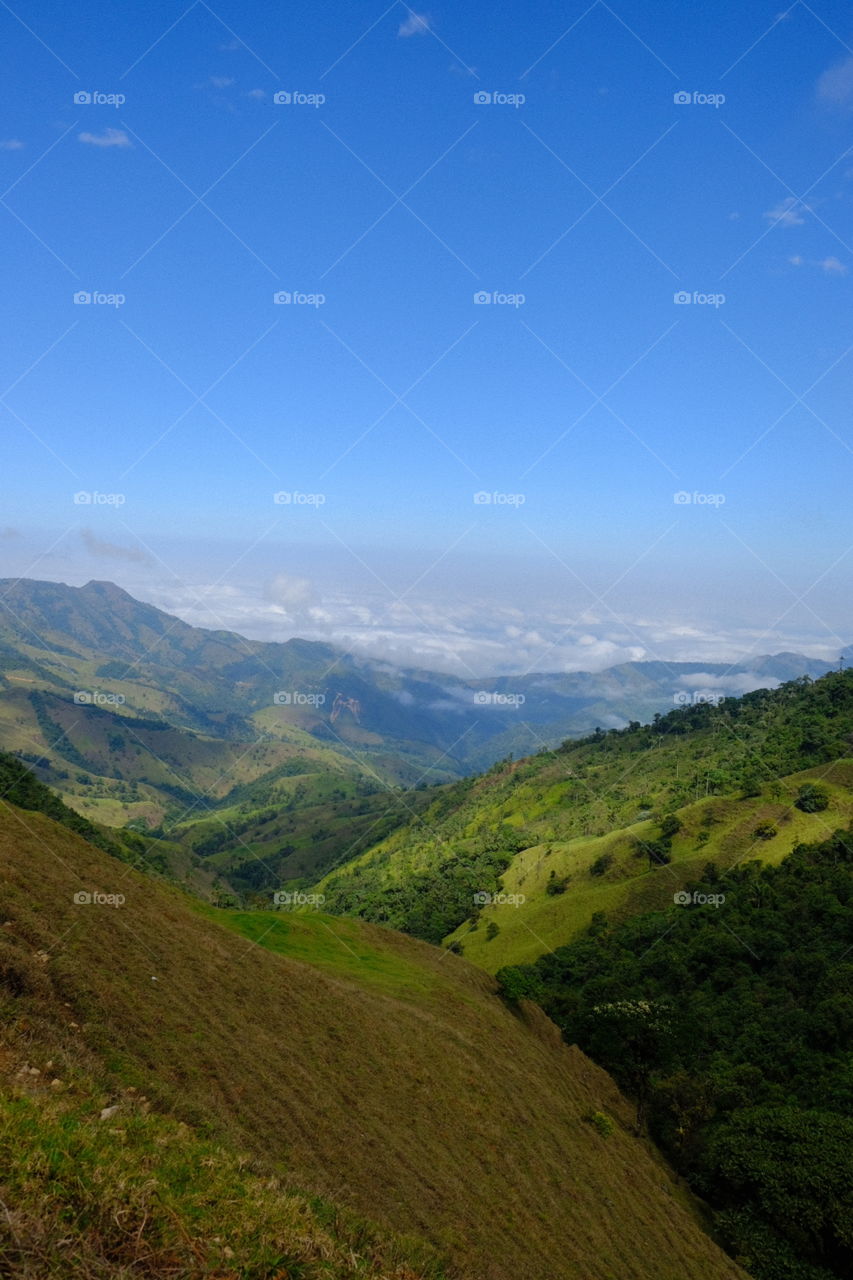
xmin=0 ymin=577 xmax=840 ymax=778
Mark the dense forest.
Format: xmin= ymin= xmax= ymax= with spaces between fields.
xmin=498 ymin=827 xmax=853 ymax=1280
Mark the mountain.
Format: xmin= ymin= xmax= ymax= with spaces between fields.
xmin=0 ymin=782 xmax=746 ymax=1280
xmin=0 ymin=576 xmax=841 ymax=900
xmin=317 ymin=669 xmax=853 ymax=966
xmin=0 ymin=577 xmax=837 ymax=783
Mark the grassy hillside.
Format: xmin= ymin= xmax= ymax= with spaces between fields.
xmin=0 ymin=797 xmax=745 ymax=1280
xmin=318 ymin=672 xmax=853 ymax=964
xmin=177 ymin=770 xmax=438 ymax=895
xmin=0 ymin=686 xmax=370 ymax=827
xmin=449 ymin=759 xmax=853 ymax=971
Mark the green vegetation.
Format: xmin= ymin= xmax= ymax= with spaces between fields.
xmin=497 ymin=827 xmax=853 ymax=1280
xmin=317 ymin=671 xmax=853 ymax=971
xmin=0 ymin=1087 xmax=444 ymax=1280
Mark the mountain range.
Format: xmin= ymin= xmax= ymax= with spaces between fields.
xmin=0 ymin=575 xmax=839 ymax=778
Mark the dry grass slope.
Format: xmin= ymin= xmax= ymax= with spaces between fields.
xmin=0 ymin=800 xmax=746 ymax=1280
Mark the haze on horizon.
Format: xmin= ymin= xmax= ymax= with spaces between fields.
xmin=2 ymin=0 xmax=851 ymax=675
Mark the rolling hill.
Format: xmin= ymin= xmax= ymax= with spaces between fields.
xmin=0 ymin=784 xmax=746 ymax=1280
xmin=317 ymin=669 xmax=853 ymax=967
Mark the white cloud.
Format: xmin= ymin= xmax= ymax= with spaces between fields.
xmin=398 ymin=11 xmax=431 ymax=37
xmin=817 ymin=55 xmax=853 ymax=107
xmin=764 ymin=197 xmax=805 ymax=227
xmin=210 ymin=76 xmax=235 ymax=88
xmin=788 ymin=254 xmax=847 ymax=274
xmin=0 ymin=139 xmax=24 ymax=151
xmin=247 ymin=88 xmax=266 ymax=100
xmin=265 ymin=571 xmax=316 ymax=610
xmin=78 ymin=128 xmax=132 ymax=148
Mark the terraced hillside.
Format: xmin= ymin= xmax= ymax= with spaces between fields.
xmin=0 ymin=790 xmax=745 ymax=1280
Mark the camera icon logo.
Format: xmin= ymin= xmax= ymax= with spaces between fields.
xmin=673 ymin=91 xmax=691 ymax=105
xmin=273 ymin=91 xmax=291 ymax=104
xmin=673 ymin=291 xmax=691 ymax=304
xmin=74 ymin=690 xmax=92 ymax=704
xmin=74 ymin=91 xmax=93 ymax=104
xmin=474 ymin=91 xmax=492 ymax=104
xmin=673 ymin=890 xmax=691 ymax=905
xmin=73 ymin=291 xmax=92 ymax=305
xmin=273 ymin=291 xmax=292 ymax=304
xmin=273 ymin=691 xmax=292 ymax=704
xmin=473 ymin=290 xmax=491 ymax=304
xmin=673 ymin=491 xmax=692 ymax=505
xmin=473 ymin=891 xmax=491 ymax=905
xmin=73 ymin=491 xmax=92 ymax=504
xmin=73 ymin=890 xmax=93 ymax=904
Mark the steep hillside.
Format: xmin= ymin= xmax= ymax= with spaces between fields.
xmin=0 ymin=797 xmax=745 ymax=1280
xmin=319 ymin=671 xmax=853 ymax=964
xmin=496 ymin=829 xmax=853 ymax=1280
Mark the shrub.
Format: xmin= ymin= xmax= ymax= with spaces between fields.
xmin=794 ymin=784 xmax=830 ymax=813
xmin=545 ymin=872 xmax=570 ymax=895
xmin=583 ymin=1109 xmax=615 ymax=1137
xmin=659 ymin=814 xmax=682 ymax=840
xmin=485 ymin=921 xmax=500 ymax=941
xmin=752 ymin=822 xmax=778 ymax=841
xmin=590 ymin=853 xmax=614 ymax=877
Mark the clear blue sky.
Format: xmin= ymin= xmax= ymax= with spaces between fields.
xmin=1 ymin=0 xmax=851 ymax=673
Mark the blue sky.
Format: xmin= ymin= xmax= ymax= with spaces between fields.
xmin=1 ymin=0 xmax=852 ymax=674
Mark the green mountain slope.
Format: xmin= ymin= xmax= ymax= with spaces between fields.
xmin=318 ymin=671 xmax=853 ymax=965
xmin=496 ymin=828 xmax=853 ymax=1280
xmin=0 ymin=790 xmax=746 ymax=1280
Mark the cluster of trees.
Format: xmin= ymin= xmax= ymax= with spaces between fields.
xmin=498 ymin=827 xmax=853 ymax=1280
xmin=323 ymin=822 xmax=531 ymax=944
